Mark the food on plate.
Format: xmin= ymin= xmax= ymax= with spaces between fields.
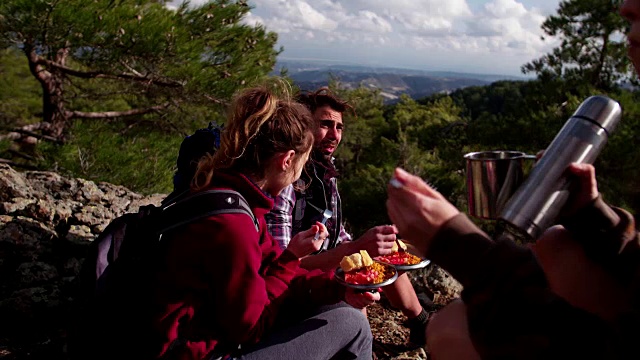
xmin=340 ymin=250 xmax=394 ymax=285
xmin=390 ymin=239 xmax=408 ymax=253
xmin=377 ymin=251 xmax=423 ymax=266
xmin=377 ymin=240 xmax=423 ymax=266
xmin=340 ymin=250 xmax=373 ymax=272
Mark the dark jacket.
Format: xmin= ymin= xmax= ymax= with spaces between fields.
xmin=292 ymin=159 xmax=350 ymax=250
xmin=429 ymin=196 xmax=640 ymax=359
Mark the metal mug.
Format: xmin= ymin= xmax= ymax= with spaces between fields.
xmin=464 ymin=151 xmax=536 ymax=219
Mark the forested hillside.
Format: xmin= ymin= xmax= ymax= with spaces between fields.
xmin=273 ymin=60 xmax=500 ymax=103
xmin=1 ymin=0 xmax=639 ymax=239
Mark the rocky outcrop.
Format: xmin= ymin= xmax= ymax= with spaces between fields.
xmin=0 ymin=164 xmax=164 ymax=359
xmin=0 ymin=164 xmax=461 ymax=360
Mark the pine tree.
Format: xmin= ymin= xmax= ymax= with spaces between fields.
xmin=522 ymin=0 xmax=630 ymax=91
xmin=0 ymin=0 xmax=279 ymax=141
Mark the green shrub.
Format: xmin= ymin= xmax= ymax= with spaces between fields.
xmin=38 ymin=120 xmax=184 ymax=194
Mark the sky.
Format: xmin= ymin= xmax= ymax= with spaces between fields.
xmin=171 ymin=0 xmax=565 ymax=77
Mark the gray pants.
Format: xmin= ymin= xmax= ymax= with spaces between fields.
xmin=231 ymin=302 xmax=373 ymax=360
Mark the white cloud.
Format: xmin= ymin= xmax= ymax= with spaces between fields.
xmin=344 ymin=10 xmax=393 ymax=33
xmin=484 ymin=0 xmax=529 ymax=18
xmin=290 ymin=1 xmax=339 ymax=31
xmin=242 ymin=12 xmax=265 ymax=27
xmin=169 ymin=0 xmax=562 ymax=75
xmin=460 ymin=0 xmax=553 ymax=56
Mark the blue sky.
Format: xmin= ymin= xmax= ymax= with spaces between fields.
xmin=171 ymin=0 xmax=565 ymax=76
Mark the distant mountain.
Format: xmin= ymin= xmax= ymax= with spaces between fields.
xmin=273 ymin=59 xmax=528 ymax=103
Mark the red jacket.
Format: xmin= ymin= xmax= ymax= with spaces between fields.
xmin=147 ymin=170 xmax=344 ymax=360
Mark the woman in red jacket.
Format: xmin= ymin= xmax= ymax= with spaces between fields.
xmin=148 ymin=84 xmax=378 ymax=360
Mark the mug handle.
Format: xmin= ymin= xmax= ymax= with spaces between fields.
xmin=521 ymin=153 xmax=540 ymax=178
xmin=495 ymin=153 xmax=538 ymax=217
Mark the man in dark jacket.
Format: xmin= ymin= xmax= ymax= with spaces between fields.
xmin=266 ymin=88 xmax=430 ymax=347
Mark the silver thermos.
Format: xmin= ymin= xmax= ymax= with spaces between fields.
xmin=498 ymin=95 xmax=622 ymax=241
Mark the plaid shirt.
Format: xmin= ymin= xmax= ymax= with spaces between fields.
xmin=266 ymin=162 xmax=352 ymax=250
xmin=266 ymin=184 xmax=295 ymax=250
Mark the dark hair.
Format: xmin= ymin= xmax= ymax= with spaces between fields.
xmin=193 ymin=82 xmax=315 ymax=190
xmin=296 ymin=87 xmax=353 ymax=115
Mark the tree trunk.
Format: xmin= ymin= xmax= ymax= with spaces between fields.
xmin=42 ymin=79 xmax=68 ymax=140
xmin=25 ymin=46 xmax=69 ymax=141
xmin=594 ymin=32 xmax=610 ymax=90
xmin=353 ymin=143 xmax=362 ymax=172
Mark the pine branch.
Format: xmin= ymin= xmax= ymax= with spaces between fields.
xmin=0 ymin=124 xmax=57 ymax=143
xmin=67 ymin=102 xmax=171 ymax=119
xmin=204 ymin=94 xmax=228 ymax=105
xmin=35 ymin=58 xmax=185 ymax=88
xmin=0 ymin=158 xmax=39 ymax=170
xmin=8 ymin=149 xmax=36 ymax=161
xmin=10 ymin=128 xmax=64 ymax=144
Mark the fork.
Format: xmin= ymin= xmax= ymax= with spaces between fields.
xmin=314 ymin=209 xmax=333 ymax=240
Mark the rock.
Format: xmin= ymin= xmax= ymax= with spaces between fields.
xmin=0 ymin=165 xmax=164 ymax=359
xmin=0 ymin=216 xmax=57 ymax=262
xmin=16 ymin=262 xmax=59 ymax=287
xmin=66 ymin=225 xmax=94 ymax=245
xmin=0 ymin=164 xmax=32 ymax=201
xmin=74 ymin=178 xmax=105 ymax=203
xmin=24 ymin=171 xmax=71 ymax=200
xmin=407 ymin=264 xmax=462 ymax=307
xmin=0 ymin=197 xmax=36 ymax=215
xmin=426 ymin=266 xmax=463 ymax=304
xmin=1 ymin=286 xmax=62 ymax=319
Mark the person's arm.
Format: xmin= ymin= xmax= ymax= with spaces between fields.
xmin=299 ymin=240 xmax=361 ymax=271
xmin=387 ymin=167 xmax=640 ymax=358
xmin=440 ymin=220 xmax=640 ymax=359
xmin=420 ymin=205 xmax=626 ymax=359
xmin=298 ymin=211 xmax=356 ymax=271
xmin=458 ymin=233 xmax=617 ymax=359
xmin=556 ymin=163 xmax=640 ymax=286
xmin=265 ymin=184 xmax=294 ymax=250
xmin=562 ymin=197 xmax=640 ymax=274
xmin=299 ymin=224 xmax=399 ymax=271
xmin=286 ymin=268 xmax=345 ymax=306
xmin=196 ymin=214 xmax=300 ymax=345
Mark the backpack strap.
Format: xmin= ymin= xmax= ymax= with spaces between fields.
xmin=157 ymin=189 xmax=259 ymax=234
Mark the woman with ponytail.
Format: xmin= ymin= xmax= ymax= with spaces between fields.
xmin=146 ymin=83 xmax=376 ymax=360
